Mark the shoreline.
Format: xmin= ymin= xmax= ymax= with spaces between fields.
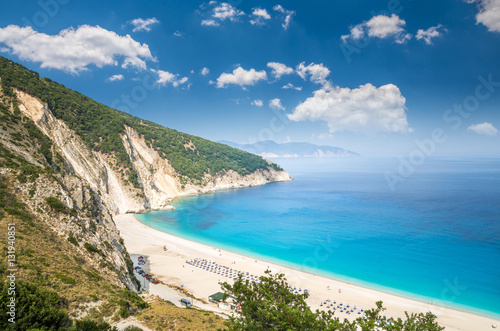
xmin=116 ymin=213 xmax=499 ymax=331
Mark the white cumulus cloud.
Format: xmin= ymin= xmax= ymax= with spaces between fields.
xmin=173 ymin=76 xmax=189 ymax=88
xmin=107 ymin=74 xmax=124 ymax=82
xmin=252 ymin=8 xmax=271 ymax=19
xmin=152 ymin=69 xmax=189 ymax=88
xmin=267 ymin=62 xmax=293 ymax=79
xmin=213 ymin=2 xmax=245 ymax=21
xmin=201 ymin=2 xmax=245 ymax=26
xmin=465 ymin=0 xmax=500 ymax=32
xmin=269 ymin=98 xmax=285 ymax=110
xmin=416 ymin=25 xmax=446 ymax=44
xmin=201 ymin=19 xmax=220 ymax=27
xmin=296 ymin=62 xmax=331 ymax=85
xmin=216 ymin=67 xmax=267 ymax=88
xmin=341 ymin=14 xmax=411 ymax=44
xmin=129 ymin=17 xmax=160 ymax=32
xmin=273 ymin=4 xmax=295 ymax=30
xmin=250 ymin=8 xmax=271 ymax=25
xmin=282 ymin=83 xmax=302 ymax=91
xmin=201 ymin=67 xmax=210 ymax=75
xmin=288 ymin=83 xmax=411 ymax=134
xmin=0 ymin=25 xmax=155 ymax=74
xmin=467 ymin=122 xmax=498 ymax=136
xmin=251 ymin=99 xmax=264 ymax=107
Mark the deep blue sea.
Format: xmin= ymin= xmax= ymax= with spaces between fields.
xmin=135 ymin=157 xmax=500 ymax=319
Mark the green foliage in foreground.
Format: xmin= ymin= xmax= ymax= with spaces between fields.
xmin=0 ymin=57 xmax=281 ymax=184
xmin=0 ymin=279 xmax=72 ymax=330
xmin=0 ymin=280 xmax=129 ymax=330
xmin=221 ymin=271 xmax=445 ymax=331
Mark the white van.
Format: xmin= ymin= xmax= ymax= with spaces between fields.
xmin=180 ymin=298 xmax=192 ymax=307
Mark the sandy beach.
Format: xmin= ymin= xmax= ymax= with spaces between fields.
xmin=115 ymin=213 xmax=499 ymax=330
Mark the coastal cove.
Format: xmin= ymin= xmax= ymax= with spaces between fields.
xmin=134 ymin=157 xmax=500 ymax=322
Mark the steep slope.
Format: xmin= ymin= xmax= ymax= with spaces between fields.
xmin=0 ymin=57 xmax=285 ymax=327
xmin=0 ymin=92 xmax=144 ymax=321
xmin=0 ymin=57 xmax=292 ymax=213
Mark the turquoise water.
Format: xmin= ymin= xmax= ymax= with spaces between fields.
xmin=135 ymin=157 xmax=500 ymax=319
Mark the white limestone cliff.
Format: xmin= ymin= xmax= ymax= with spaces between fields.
xmin=15 ymin=89 xmax=292 ymax=215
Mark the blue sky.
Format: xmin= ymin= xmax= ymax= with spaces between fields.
xmin=0 ymin=0 xmax=499 ymax=156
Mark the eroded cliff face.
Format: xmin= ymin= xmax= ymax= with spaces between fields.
xmin=15 ymin=89 xmax=144 ymax=214
xmin=0 ymin=85 xmax=139 ymax=299
xmin=15 ymin=89 xmax=292 ymax=214
xmin=121 ymin=125 xmax=292 ymax=210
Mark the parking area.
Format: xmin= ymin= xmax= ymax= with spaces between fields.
xmin=131 ymin=254 xmax=160 ymax=292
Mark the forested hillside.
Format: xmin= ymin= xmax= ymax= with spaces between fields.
xmin=0 ymin=60 xmax=228 ymax=329
xmin=0 ymin=56 xmax=282 ymax=186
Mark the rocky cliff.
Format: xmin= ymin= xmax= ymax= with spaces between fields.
xmin=0 ymin=56 xmax=291 ymax=323
xmin=13 ymin=88 xmax=291 ymax=214
xmin=0 ymin=86 xmax=142 ymax=319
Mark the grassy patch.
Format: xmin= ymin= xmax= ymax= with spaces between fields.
xmin=137 ymin=296 xmax=226 ymax=331
xmin=55 ymin=272 xmax=76 ymax=285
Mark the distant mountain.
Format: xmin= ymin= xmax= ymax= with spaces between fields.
xmin=219 ymin=140 xmax=358 ymax=158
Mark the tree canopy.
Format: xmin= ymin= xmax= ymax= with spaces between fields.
xmin=0 ymin=280 xmax=72 ymax=330
xmin=220 ymin=270 xmax=445 ymax=331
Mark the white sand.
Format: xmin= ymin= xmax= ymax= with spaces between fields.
xmin=116 ymin=214 xmax=499 ymax=331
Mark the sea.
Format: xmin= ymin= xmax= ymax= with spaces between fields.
xmin=135 ymin=157 xmax=500 ymax=319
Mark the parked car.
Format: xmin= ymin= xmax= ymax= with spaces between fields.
xmin=180 ymin=298 xmax=192 ymax=307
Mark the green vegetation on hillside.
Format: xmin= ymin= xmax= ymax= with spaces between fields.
xmin=0 ymin=280 xmax=72 ymax=330
xmin=221 ymin=271 xmax=445 ymax=331
xmin=0 ymin=172 xmax=146 ymax=322
xmin=0 ymin=56 xmax=282 ymax=185
xmin=0 ymin=280 xmax=127 ymax=330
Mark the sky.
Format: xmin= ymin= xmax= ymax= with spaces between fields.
xmin=0 ymin=0 xmax=499 ymax=157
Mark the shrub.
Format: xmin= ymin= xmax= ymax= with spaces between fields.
xmin=0 ymin=280 xmax=72 ymax=330
xmin=68 ymin=235 xmax=79 ymax=246
xmin=72 ymin=319 xmax=117 ymax=331
xmin=84 ymin=243 xmax=104 ymax=257
xmin=45 ymin=196 xmax=69 ymax=214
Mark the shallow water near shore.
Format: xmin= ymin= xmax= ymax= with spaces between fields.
xmin=135 ymin=157 xmax=500 ymax=319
